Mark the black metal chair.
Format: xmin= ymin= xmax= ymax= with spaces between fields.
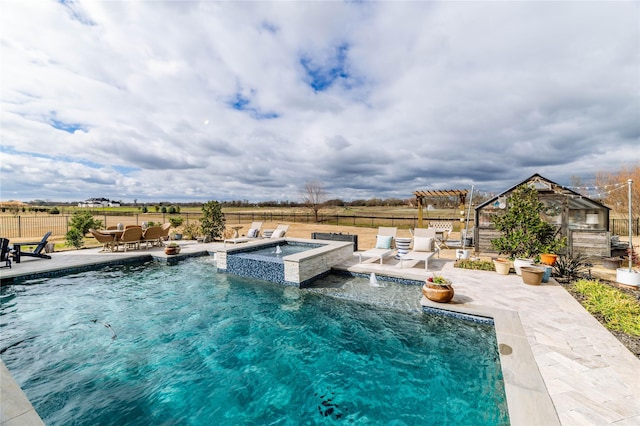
xmin=0 ymin=238 xmax=12 ymax=268
xmin=12 ymin=231 xmax=52 ymax=263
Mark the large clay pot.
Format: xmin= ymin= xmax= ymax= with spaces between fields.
xmin=165 ymin=246 xmax=178 ymax=255
xmin=513 ymin=258 xmax=535 ymax=276
xmin=521 ymin=266 xmax=544 ymax=285
xmin=539 ymin=253 xmax=558 ymax=266
xmin=493 ymin=259 xmax=512 ymax=275
xmin=422 ymin=283 xmax=454 ymax=303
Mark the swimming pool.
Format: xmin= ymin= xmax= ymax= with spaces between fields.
xmin=1 ymin=258 xmax=509 ymax=425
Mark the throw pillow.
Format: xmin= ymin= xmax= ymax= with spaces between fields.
xmin=375 ymin=235 xmax=393 ymax=249
xmin=247 ymin=228 xmax=258 ymax=238
xmin=413 ymin=237 xmax=433 ymax=252
xmin=271 ymin=229 xmax=285 ymax=238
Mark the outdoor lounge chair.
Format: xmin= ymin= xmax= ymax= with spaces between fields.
xmin=224 ymin=222 xmax=263 ymax=245
xmin=399 ymin=228 xmax=439 ymax=270
xmin=269 ymin=224 xmax=289 ymax=239
xmin=11 ymin=231 xmax=52 ymax=263
xmin=89 ymin=229 xmax=116 ymax=252
xmin=1 ymin=238 xmax=12 ymax=268
xmin=358 ymin=227 xmax=397 ymax=265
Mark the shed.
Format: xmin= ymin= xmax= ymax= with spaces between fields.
xmin=474 ymin=174 xmax=611 ymax=257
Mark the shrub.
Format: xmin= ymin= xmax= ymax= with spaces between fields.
xmin=553 ymin=253 xmax=590 ymax=280
xmin=572 ymin=279 xmax=640 ymax=336
xmin=141 ymin=206 xmax=148 ymax=213
xmin=490 ymin=184 xmax=565 ymax=259
xmin=169 ymin=217 xmax=184 ymax=228
xmin=454 ymin=259 xmax=494 ymax=271
xmin=182 ymin=222 xmax=201 ymax=240
xmin=49 ymin=207 xmax=60 ymax=215
xmin=200 ymin=201 xmax=226 ymax=240
xmin=65 ymin=228 xmax=85 ymax=249
xmin=68 ymin=211 xmax=102 ymax=236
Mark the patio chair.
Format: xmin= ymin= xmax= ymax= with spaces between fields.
xmin=116 ymin=227 xmax=143 ymax=252
xmin=89 ymin=229 xmax=116 ymax=252
xmin=428 ymin=222 xmax=453 ymax=249
xmin=269 ymin=224 xmax=289 ymax=239
xmin=1 ymin=238 xmax=12 ymax=268
xmin=141 ymin=226 xmax=163 ymax=249
xmin=160 ymin=223 xmax=171 ymax=245
xmin=358 ymin=227 xmax=397 ymax=265
xmin=224 ymin=222 xmax=263 ymax=245
xmin=11 ymin=231 xmax=52 ymax=263
xmin=399 ymin=228 xmax=439 ymax=270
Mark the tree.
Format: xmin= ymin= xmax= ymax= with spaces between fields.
xmin=490 ymin=184 xmax=565 ymax=259
xmin=200 ymin=200 xmax=226 ymax=241
xmin=595 ymin=165 xmax=640 ymax=218
xmin=68 ymin=211 xmax=102 ymax=236
xmin=301 ymin=180 xmax=327 ymax=222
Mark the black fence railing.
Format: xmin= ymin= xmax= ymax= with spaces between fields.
xmin=2 ymin=212 xmax=637 ymax=240
xmin=610 ymin=218 xmax=640 ymax=237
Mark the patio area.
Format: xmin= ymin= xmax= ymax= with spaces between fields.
xmin=1 ymin=242 xmax=639 ymax=425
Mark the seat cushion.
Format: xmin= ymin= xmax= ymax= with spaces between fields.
xmin=375 ymin=235 xmax=393 ymax=249
xmin=413 ymin=237 xmax=433 ymax=252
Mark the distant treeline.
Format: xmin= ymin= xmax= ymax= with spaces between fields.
xmin=5 ymin=195 xmax=487 ymax=211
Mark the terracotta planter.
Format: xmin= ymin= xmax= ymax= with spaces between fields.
xmin=520 ymin=266 xmax=544 ymax=285
xmin=539 ymin=253 xmax=558 ymax=266
xmin=165 ymin=246 xmax=179 ymax=255
xmin=422 ymin=283 xmax=454 ymax=303
xmin=493 ymin=259 xmax=512 ymax=275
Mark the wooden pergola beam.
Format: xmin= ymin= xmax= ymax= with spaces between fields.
xmin=413 ymin=189 xmax=469 ymax=228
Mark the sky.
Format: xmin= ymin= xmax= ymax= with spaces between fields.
xmin=1 ymin=1 xmax=638 ymax=204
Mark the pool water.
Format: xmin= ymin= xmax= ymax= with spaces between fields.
xmin=1 ymin=258 xmax=509 ymax=425
xmin=232 ymin=241 xmax=323 ymax=259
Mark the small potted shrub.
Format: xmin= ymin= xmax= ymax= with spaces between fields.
xmin=422 ymin=275 xmax=454 ymax=303
xmin=164 ymin=242 xmax=181 ymax=255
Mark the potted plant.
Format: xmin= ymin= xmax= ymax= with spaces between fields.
xmin=539 ymin=237 xmax=566 ymax=266
xmin=164 ymin=242 xmax=181 ymax=255
xmin=422 ymin=275 xmax=454 ymax=303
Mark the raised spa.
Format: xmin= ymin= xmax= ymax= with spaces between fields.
xmin=217 ymin=238 xmax=354 ymax=287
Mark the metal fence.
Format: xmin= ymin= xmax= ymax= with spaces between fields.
xmin=610 ymin=218 xmax=640 ymax=237
xmin=1 ymin=212 xmax=466 ymax=239
xmin=2 ymin=212 xmax=636 ymax=240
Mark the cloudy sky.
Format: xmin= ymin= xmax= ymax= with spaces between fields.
xmin=1 ymin=1 xmax=638 ymax=203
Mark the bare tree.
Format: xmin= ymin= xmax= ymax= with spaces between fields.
xmin=302 ymin=180 xmax=327 ymax=222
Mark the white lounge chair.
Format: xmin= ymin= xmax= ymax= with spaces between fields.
xmin=358 ymin=227 xmax=397 ymax=265
xmin=399 ymin=228 xmax=439 ymax=270
xmin=224 ymin=222 xmax=263 ymax=245
xmin=269 ymin=224 xmax=289 ymax=239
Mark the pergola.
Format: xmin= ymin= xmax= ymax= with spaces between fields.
xmin=413 ymin=189 xmax=469 ymax=228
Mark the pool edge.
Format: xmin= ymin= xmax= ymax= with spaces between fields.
xmin=419 ymin=299 xmax=561 ymax=426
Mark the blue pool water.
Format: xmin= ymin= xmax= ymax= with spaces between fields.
xmin=232 ymin=241 xmax=323 ymax=259
xmin=1 ymin=258 xmax=509 ymax=425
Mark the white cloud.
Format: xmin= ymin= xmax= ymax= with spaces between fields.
xmin=1 ymin=0 xmax=638 ymax=203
